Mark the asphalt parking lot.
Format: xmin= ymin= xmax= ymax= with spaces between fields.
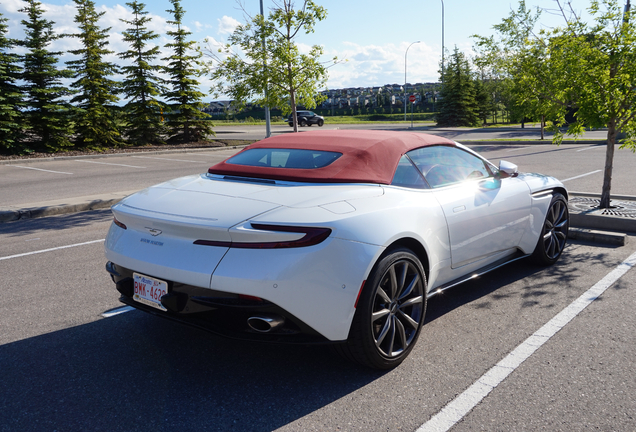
xmin=1 ymin=127 xmax=635 ymax=431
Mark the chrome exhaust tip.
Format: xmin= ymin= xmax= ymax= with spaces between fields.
xmin=247 ymin=314 xmax=285 ymax=333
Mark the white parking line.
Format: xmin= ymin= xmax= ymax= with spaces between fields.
xmin=74 ymin=160 xmax=145 ymax=168
xmin=9 ymin=165 xmax=73 ymax=175
xmin=132 ymin=156 xmax=205 ymax=163
xmin=0 ymin=239 xmax=105 ymax=261
xmin=102 ymin=306 xmax=135 ymax=318
xmin=417 ymin=250 xmax=636 ymax=432
xmin=561 ymin=169 xmax=602 ymax=182
xmin=577 ymin=145 xmax=605 ymax=152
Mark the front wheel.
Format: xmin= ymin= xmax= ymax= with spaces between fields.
xmin=338 ymin=248 xmax=427 ymax=369
xmin=532 ymin=193 xmax=569 ymax=265
xmin=317 ymin=119 xmax=324 ymax=127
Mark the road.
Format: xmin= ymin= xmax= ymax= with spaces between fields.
xmin=212 ymin=123 xmax=610 ymax=142
xmin=1 ymin=125 xmax=635 ymax=431
xmin=1 ymin=211 xmax=634 ymax=431
xmin=1 ymin=138 xmax=635 ymax=210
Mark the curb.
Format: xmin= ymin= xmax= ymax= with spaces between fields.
xmin=0 ymin=191 xmax=137 ymax=223
xmin=568 ymin=228 xmax=627 ymax=246
xmin=0 ymin=144 xmax=247 ymax=166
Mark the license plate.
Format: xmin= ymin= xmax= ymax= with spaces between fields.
xmin=133 ymin=273 xmax=168 ymax=311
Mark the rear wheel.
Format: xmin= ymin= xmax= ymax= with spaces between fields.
xmin=299 ymin=119 xmax=307 ymax=127
xmin=339 ymin=248 xmax=426 ymax=369
xmin=532 ymin=193 xmax=569 ymax=265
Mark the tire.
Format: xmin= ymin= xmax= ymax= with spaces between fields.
xmin=288 ymin=123 xmax=293 ymax=127
xmin=317 ymin=119 xmax=324 ymax=127
xmin=299 ymin=119 xmax=307 ymax=127
xmin=532 ymin=193 xmax=569 ymax=265
xmin=338 ymin=248 xmax=427 ymax=369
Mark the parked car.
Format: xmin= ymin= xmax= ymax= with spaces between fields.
xmin=104 ymin=130 xmax=568 ymax=369
xmin=287 ymin=110 xmax=324 ymax=127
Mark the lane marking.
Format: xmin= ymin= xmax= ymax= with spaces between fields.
xmin=0 ymin=239 xmax=105 ymax=261
xmin=9 ymin=165 xmax=73 ymax=175
xmin=102 ymin=306 xmax=135 ymax=318
xmin=74 ymin=160 xmax=145 ymax=168
xmin=132 ymin=155 xmax=205 ymax=163
xmin=561 ymin=169 xmax=602 ymax=182
xmin=417 ymin=250 xmax=636 ymax=432
xmin=577 ymin=144 xmax=605 ymax=152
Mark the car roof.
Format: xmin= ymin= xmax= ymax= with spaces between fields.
xmin=208 ymin=130 xmax=456 ymax=184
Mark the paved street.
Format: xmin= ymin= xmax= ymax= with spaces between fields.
xmin=1 ymin=125 xmax=635 ymax=431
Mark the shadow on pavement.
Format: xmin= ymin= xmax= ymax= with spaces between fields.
xmin=0 ymin=310 xmax=383 ymax=432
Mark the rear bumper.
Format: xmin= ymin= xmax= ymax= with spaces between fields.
xmin=106 ymin=261 xmax=330 ymax=344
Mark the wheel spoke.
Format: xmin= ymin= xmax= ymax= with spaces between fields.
xmin=399 ymin=295 xmax=423 ymax=309
xmin=395 ymin=262 xmax=408 ymax=299
xmin=375 ymin=316 xmax=392 ymax=347
xmin=394 ymin=317 xmax=407 ymax=353
xmin=398 ymin=272 xmax=419 ymax=300
xmin=372 ymin=308 xmax=390 ymax=322
xmin=385 ymin=316 xmax=396 ymax=355
xmin=388 ymin=266 xmax=398 ymax=299
xmin=377 ymin=287 xmax=391 ymax=303
xmin=397 ymin=309 xmax=419 ymax=329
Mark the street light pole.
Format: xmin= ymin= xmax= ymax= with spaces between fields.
xmin=404 ymin=40 xmax=420 ymax=122
xmin=440 ymin=0 xmax=445 ymax=87
xmin=260 ymin=0 xmax=271 ymax=138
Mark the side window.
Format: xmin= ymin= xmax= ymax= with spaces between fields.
xmin=391 ymin=155 xmax=428 ymax=189
xmin=407 ymin=146 xmax=492 ymax=188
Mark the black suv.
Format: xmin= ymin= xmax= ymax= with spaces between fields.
xmin=287 ymin=110 xmax=325 ymax=127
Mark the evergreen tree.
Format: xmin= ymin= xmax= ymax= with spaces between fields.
xmin=163 ymin=0 xmax=212 ymax=143
xmin=0 ymin=14 xmax=24 ymax=152
xmin=119 ymin=1 xmax=165 ymax=145
xmin=19 ymin=0 xmax=74 ymax=152
xmin=67 ymin=0 xmax=122 ymax=148
xmin=436 ymin=47 xmax=479 ymax=127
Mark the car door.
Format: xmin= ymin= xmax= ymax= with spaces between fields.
xmin=407 ymin=145 xmax=531 ymax=268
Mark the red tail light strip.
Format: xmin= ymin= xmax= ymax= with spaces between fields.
xmin=194 ymin=224 xmax=332 ymax=249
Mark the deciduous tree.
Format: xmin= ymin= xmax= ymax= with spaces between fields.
xmin=207 ymin=0 xmax=336 ymax=132
xmin=474 ymin=0 xmax=636 ymax=208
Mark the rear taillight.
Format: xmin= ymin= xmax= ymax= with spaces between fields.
xmin=113 ymin=217 xmax=127 ymax=230
xmin=194 ymin=224 xmax=331 ymax=249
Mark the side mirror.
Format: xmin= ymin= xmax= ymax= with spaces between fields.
xmin=498 ymin=160 xmax=519 ymax=178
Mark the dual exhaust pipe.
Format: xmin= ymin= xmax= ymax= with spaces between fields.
xmin=247 ymin=314 xmax=285 ymax=333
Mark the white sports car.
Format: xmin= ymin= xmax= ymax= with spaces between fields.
xmin=105 ymin=130 xmax=569 ymax=369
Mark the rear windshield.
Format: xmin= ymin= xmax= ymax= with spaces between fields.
xmin=226 ymin=148 xmax=342 ymax=169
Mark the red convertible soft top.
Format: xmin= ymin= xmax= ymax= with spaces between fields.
xmin=208 ymin=130 xmax=455 ymax=184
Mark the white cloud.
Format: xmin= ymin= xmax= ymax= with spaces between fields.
xmin=324 ymin=41 xmax=442 ymax=89
xmin=217 ymin=15 xmax=240 ymax=35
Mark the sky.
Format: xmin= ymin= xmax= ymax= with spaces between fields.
xmin=0 ymin=0 xmax=594 ymax=98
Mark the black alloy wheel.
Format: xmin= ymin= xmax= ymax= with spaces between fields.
xmin=532 ymin=192 xmax=569 ymax=265
xmin=339 ymin=248 xmax=427 ymax=369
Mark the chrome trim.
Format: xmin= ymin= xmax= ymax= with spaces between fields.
xmin=532 ymin=189 xmax=554 ymax=198
xmin=427 ymin=251 xmax=529 ymax=298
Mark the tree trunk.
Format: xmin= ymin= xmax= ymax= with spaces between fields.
xmin=600 ymin=119 xmax=617 ymax=208
xmin=289 ymin=87 xmax=299 ymax=133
